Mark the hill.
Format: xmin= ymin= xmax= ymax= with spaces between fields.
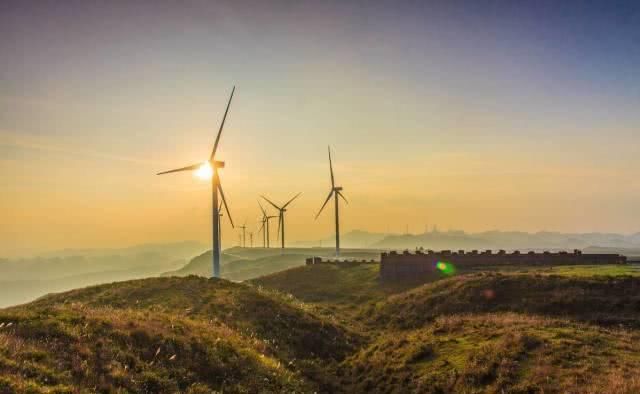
xmin=254 ymin=263 xmax=640 ymax=392
xmin=371 ymin=273 xmax=640 ymax=329
xmin=371 ymin=230 xmax=640 ymax=251
xmin=4 ymin=262 xmax=640 ymax=392
xmin=0 ymin=276 xmax=360 ymax=393
xmin=252 ymin=263 xmax=430 ymax=326
xmin=341 ymin=313 xmax=640 ymax=393
xmin=0 ymin=241 xmax=206 ymax=308
xmin=165 ymin=247 xmax=381 ymax=281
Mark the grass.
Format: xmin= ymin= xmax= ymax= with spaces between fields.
xmin=340 ymin=313 xmax=640 ymax=393
xmin=3 ymin=261 xmax=640 ymax=393
xmin=465 ymin=264 xmax=640 ymax=277
xmin=372 ymin=272 xmax=640 ymax=329
xmin=0 ymin=276 xmax=361 ymax=393
xmin=252 ymin=263 xmax=432 ymax=328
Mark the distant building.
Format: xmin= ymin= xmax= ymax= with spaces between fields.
xmin=380 ymin=249 xmax=627 ymax=281
xmin=305 ymin=257 xmax=377 ymax=267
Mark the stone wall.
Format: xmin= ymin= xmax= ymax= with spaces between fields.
xmin=305 ymin=257 xmax=378 ymax=267
xmin=380 ymin=249 xmax=627 ymax=281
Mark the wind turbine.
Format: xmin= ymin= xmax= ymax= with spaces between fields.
xmin=258 ymin=201 xmax=277 ymax=248
xmin=261 ymin=193 xmax=302 ymax=249
xmin=238 ymin=222 xmax=247 ymax=248
xmin=315 ymin=146 xmax=348 ymax=256
xmin=156 ymin=86 xmax=236 ymax=278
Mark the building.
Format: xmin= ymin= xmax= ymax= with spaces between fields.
xmin=380 ymin=249 xmax=627 ymax=281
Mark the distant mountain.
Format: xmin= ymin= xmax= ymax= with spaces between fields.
xmin=0 ymin=241 xmax=206 ymax=307
xmin=293 ymin=230 xmax=388 ymax=248
xmin=372 ymin=230 xmax=640 ymax=251
xmin=163 ymin=246 xmax=382 ymax=281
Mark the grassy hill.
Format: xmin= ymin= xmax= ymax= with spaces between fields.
xmin=254 ymin=263 xmax=640 ymax=392
xmin=3 ymin=262 xmax=640 ymax=392
xmin=372 ymin=273 xmax=640 ymax=329
xmin=341 ymin=313 xmax=640 ymax=393
xmin=165 ymin=247 xmax=381 ymax=281
xmin=0 ymin=276 xmax=360 ymax=393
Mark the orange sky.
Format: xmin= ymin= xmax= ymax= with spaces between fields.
xmin=2 ymin=1 xmax=640 ymax=257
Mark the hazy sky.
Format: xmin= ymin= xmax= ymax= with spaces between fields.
xmin=2 ymin=0 xmax=640 ymax=256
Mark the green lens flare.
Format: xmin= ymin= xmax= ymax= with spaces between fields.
xmin=436 ymin=261 xmax=456 ymax=275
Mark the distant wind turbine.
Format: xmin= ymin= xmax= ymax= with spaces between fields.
xmin=156 ymin=86 xmax=236 ymax=278
xmin=315 ymin=146 xmax=348 ymax=256
xmin=258 ymin=201 xmax=277 ymax=248
xmin=238 ymin=222 xmax=247 ymax=248
xmin=261 ymin=193 xmax=302 ymax=249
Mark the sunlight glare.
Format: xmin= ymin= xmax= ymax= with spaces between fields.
xmin=195 ymin=162 xmax=213 ymax=180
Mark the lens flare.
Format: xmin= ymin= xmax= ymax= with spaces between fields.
xmin=195 ymin=162 xmax=213 ymax=180
xmin=436 ymin=261 xmax=456 ymax=276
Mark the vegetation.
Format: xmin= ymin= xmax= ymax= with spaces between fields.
xmin=165 ymin=247 xmax=380 ymax=282
xmin=0 ymin=276 xmax=359 ymax=393
xmin=341 ymin=313 xmax=640 ymax=393
xmin=2 ymin=260 xmax=640 ymax=393
xmin=373 ymin=272 xmax=640 ymax=329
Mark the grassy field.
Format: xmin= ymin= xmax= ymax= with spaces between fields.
xmin=465 ymin=263 xmax=640 ymax=277
xmin=2 ymin=260 xmax=640 ymax=392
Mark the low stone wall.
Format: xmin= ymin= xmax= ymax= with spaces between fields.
xmin=380 ymin=249 xmax=627 ymax=281
xmin=305 ymin=257 xmax=378 ymax=267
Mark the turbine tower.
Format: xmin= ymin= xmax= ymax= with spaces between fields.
xmin=156 ymin=86 xmax=236 ymax=278
xmin=258 ymin=201 xmax=277 ymax=248
xmin=315 ymin=146 xmax=348 ymax=256
xmin=261 ymin=193 xmax=302 ymax=249
xmin=238 ymin=222 xmax=247 ymax=248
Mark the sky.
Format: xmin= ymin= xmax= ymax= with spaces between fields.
xmin=1 ymin=0 xmax=640 ymax=256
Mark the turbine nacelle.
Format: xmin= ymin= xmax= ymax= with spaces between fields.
xmin=211 ymin=160 xmax=225 ymax=169
xmin=334 ymin=186 xmax=343 ymax=192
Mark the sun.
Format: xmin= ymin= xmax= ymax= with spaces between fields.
xmin=194 ymin=162 xmax=213 ymax=180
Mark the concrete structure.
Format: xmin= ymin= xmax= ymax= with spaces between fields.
xmin=381 ymin=249 xmax=627 ymax=281
xmin=306 ymin=257 xmax=378 ymax=267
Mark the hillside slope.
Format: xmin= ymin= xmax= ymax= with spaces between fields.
xmin=0 ymin=276 xmax=360 ymax=393
xmin=165 ymin=247 xmax=381 ymax=281
xmin=372 ymin=273 xmax=640 ymax=329
xmin=341 ymin=313 xmax=640 ymax=393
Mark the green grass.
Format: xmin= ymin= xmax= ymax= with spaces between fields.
xmin=0 ymin=276 xmax=361 ymax=393
xmin=372 ymin=272 xmax=640 ymax=329
xmin=3 ymin=262 xmax=640 ymax=393
xmin=464 ymin=264 xmax=640 ymax=277
xmin=252 ymin=263 xmax=434 ymax=328
xmin=340 ymin=313 xmax=640 ymax=393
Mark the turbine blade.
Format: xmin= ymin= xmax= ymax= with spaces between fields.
xmin=261 ymin=195 xmax=281 ymax=210
xmin=282 ymin=192 xmax=302 ymax=209
xmin=258 ymin=220 xmax=265 ymax=234
xmin=328 ymin=146 xmax=335 ymax=188
xmin=156 ymin=163 xmax=201 ymax=175
xmin=218 ymin=183 xmax=234 ymax=228
xmin=315 ymin=190 xmax=334 ymax=220
xmin=338 ymin=191 xmax=348 ymax=204
xmin=258 ymin=200 xmax=267 ymax=217
xmin=210 ymin=86 xmax=235 ymax=161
